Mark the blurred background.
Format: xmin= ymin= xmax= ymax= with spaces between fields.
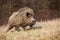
xmin=0 ymin=0 xmax=60 ymax=25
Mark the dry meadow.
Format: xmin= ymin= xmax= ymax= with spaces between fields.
xmin=0 ymin=18 xmax=60 ymax=40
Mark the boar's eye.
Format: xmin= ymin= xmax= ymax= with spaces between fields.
xmin=26 ymin=12 xmax=31 ymax=18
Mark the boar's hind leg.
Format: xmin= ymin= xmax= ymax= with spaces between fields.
xmin=7 ymin=25 xmax=14 ymax=32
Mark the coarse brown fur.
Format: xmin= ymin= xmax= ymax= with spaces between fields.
xmin=7 ymin=7 xmax=36 ymax=32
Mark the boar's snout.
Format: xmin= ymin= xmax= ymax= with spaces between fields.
xmin=32 ymin=20 xmax=36 ymax=25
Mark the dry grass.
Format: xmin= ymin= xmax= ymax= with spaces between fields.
xmin=0 ymin=19 xmax=60 ymax=40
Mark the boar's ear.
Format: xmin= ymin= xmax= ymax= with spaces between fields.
xmin=26 ymin=12 xmax=31 ymax=18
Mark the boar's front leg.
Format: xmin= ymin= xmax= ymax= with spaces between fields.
xmin=15 ymin=25 xmax=20 ymax=31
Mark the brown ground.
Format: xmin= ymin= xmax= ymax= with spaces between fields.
xmin=0 ymin=18 xmax=60 ymax=40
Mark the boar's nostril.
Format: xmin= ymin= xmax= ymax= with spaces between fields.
xmin=32 ymin=20 xmax=36 ymax=24
xmin=33 ymin=20 xmax=36 ymax=22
